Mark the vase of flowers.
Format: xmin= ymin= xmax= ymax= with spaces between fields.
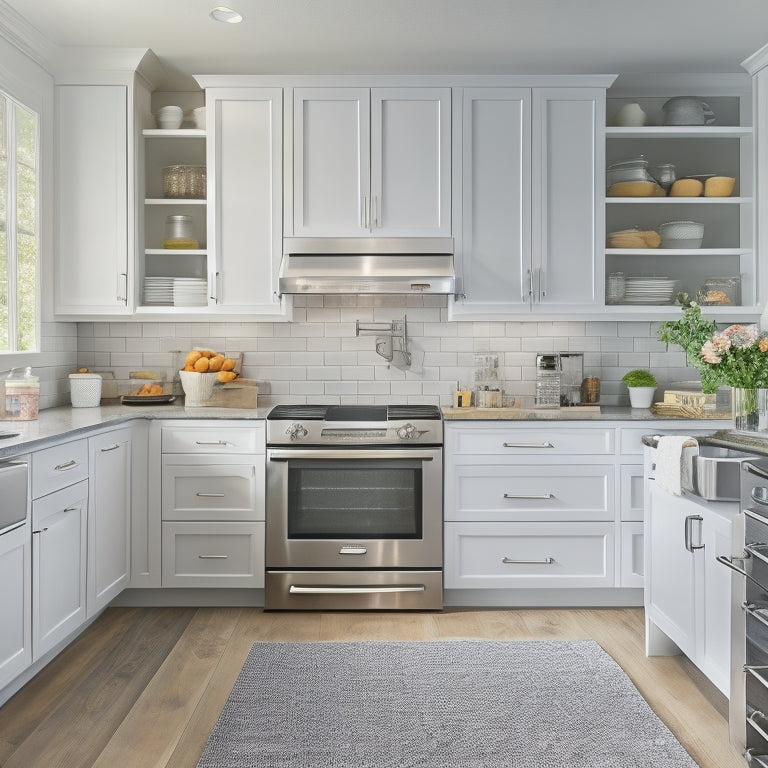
xmin=658 ymin=294 xmax=768 ymax=433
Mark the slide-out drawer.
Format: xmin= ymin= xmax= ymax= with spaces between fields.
xmin=446 ymin=425 xmax=614 ymax=457
xmin=32 ymin=439 xmax=88 ymax=499
xmin=161 ymin=422 xmax=264 ymax=454
xmin=444 ymin=521 xmax=614 ymax=589
xmin=445 ymin=464 xmax=613 ymax=522
xmin=162 ymin=455 xmax=263 ymax=521
xmin=162 ymin=521 xmax=264 ymax=587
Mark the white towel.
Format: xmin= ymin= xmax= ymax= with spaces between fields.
xmin=655 ymin=435 xmax=699 ymax=496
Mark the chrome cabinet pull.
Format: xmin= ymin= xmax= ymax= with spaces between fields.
xmin=502 ymin=556 xmax=554 ymax=565
xmin=54 ymin=460 xmax=78 ymax=471
xmin=339 ymin=545 xmax=367 ymax=555
xmin=372 ymin=195 xmax=380 ymax=228
xmin=747 ymin=710 xmax=768 ymax=744
xmin=745 ymin=462 xmax=768 ymax=482
xmin=32 ymin=527 xmax=49 ymax=535
xmin=502 ymin=442 xmax=554 ymax=449
xmin=198 ymin=554 xmax=228 ymax=559
xmin=63 ymin=506 xmax=79 ymax=513
xmin=289 ymin=585 xmax=425 ymax=595
xmin=744 ymin=603 xmax=768 ymax=632
xmin=718 ymin=554 xmax=768 ymax=592
xmin=100 ymin=444 xmax=120 ymax=452
xmin=745 ymin=747 xmax=768 ymax=767
xmin=195 ymin=440 xmax=231 ymax=446
xmin=196 ymin=492 xmax=226 ymax=498
xmin=684 ymin=514 xmax=704 ymax=552
xmin=117 ymin=272 xmax=127 ymax=303
xmin=503 ymin=492 xmax=553 ymax=500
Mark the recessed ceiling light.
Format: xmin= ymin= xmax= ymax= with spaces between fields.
xmin=210 ymin=6 xmax=243 ymax=23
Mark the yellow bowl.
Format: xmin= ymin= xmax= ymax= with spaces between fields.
xmin=703 ymin=176 xmax=736 ymax=197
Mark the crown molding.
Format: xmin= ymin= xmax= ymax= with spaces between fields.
xmin=0 ymin=0 xmax=56 ymax=73
xmin=742 ymin=42 xmax=768 ymax=76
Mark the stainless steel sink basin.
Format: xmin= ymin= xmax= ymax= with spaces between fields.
xmin=687 ymin=445 xmax=755 ymax=501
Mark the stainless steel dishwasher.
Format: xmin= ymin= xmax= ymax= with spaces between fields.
xmin=0 ymin=459 xmax=28 ymax=534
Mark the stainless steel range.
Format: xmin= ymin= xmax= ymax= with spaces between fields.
xmin=265 ymin=404 xmax=443 ymax=611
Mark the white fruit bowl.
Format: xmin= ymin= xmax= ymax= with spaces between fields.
xmin=659 ymin=220 xmax=704 ymax=249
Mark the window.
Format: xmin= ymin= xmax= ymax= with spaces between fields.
xmin=0 ymin=92 xmax=38 ymax=352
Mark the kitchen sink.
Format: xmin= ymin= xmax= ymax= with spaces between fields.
xmin=687 ymin=445 xmax=756 ymax=501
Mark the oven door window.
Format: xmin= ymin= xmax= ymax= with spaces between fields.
xmin=287 ymin=459 xmax=423 ymax=539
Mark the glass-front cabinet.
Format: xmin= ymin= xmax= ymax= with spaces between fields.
xmin=605 ymin=74 xmax=756 ymax=317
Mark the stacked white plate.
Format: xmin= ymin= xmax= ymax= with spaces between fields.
xmin=143 ymin=277 xmax=174 ymax=306
xmin=621 ymin=277 xmax=678 ymax=305
xmin=173 ymin=277 xmax=207 ymax=307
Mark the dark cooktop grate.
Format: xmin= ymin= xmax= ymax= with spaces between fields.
xmin=267 ymin=404 xmax=441 ymax=421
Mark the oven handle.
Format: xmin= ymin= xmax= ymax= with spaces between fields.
xmin=744 ymin=461 xmax=768 ymax=482
xmin=268 ymin=449 xmax=437 ymax=461
xmin=289 ymin=585 xmax=426 ymax=594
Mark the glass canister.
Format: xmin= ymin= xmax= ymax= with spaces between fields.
xmin=559 ymin=352 xmax=584 ymax=406
xmin=2 ymin=366 xmax=40 ymax=420
xmin=163 ymin=215 xmax=199 ymax=249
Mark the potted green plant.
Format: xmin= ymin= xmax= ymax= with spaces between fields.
xmin=622 ymin=369 xmax=658 ymax=408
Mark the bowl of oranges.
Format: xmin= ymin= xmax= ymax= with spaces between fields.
xmin=179 ymin=349 xmax=240 ymax=406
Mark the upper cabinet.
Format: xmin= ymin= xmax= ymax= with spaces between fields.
xmin=451 ymin=82 xmax=610 ymax=317
xmin=604 ymin=74 xmax=756 ymax=317
xmin=290 ymin=87 xmax=451 ymax=238
xmin=54 ymin=84 xmax=132 ymax=316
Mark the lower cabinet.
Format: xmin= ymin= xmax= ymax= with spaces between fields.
xmin=32 ymin=480 xmax=88 ymax=661
xmin=0 ymin=522 xmax=32 ymax=689
xmin=88 ymin=429 xmax=131 ymax=616
xmin=645 ymin=478 xmax=735 ymax=695
xmin=162 ymin=521 xmax=265 ymax=587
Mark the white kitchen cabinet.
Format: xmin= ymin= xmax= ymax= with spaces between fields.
xmin=0 ymin=522 xmax=31 ymax=690
xmin=291 ymin=87 xmax=451 ymax=237
xmin=645 ymin=472 xmax=735 ymax=695
xmin=32 ymin=480 xmax=88 ymax=661
xmin=451 ymin=83 xmax=609 ymax=316
xmin=205 ymin=87 xmax=285 ymax=314
xmin=54 ymin=85 xmax=130 ymax=315
xmin=605 ymin=74 xmax=756 ymax=317
xmin=87 ymin=428 xmax=131 ymax=616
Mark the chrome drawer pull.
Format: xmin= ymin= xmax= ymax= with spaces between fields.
xmin=63 ymin=506 xmax=79 ymax=513
xmin=195 ymin=440 xmax=231 ymax=446
xmin=100 ymin=444 xmax=120 ymax=452
xmin=744 ymin=603 xmax=768 ymax=631
xmin=503 ymin=492 xmax=554 ymax=500
xmin=289 ymin=585 xmax=425 ymax=595
xmin=502 ymin=556 xmax=554 ymax=565
xmin=718 ymin=553 xmax=768 ymax=593
xmin=748 ymin=711 xmax=768 ymax=744
xmin=745 ymin=666 xmax=768 ymax=693
xmin=502 ymin=442 xmax=554 ymax=449
xmin=745 ymin=747 xmax=768 ymax=767
xmin=195 ymin=492 xmax=226 ymax=498
xmin=198 ymin=554 xmax=228 ymax=559
xmin=340 ymin=546 xmax=367 ymax=555
xmin=54 ymin=460 xmax=78 ymax=471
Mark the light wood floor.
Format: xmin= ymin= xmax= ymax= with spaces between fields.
xmin=0 ymin=606 xmax=746 ymax=767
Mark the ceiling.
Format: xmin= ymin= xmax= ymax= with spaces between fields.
xmin=3 ymin=0 xmax=768 ymax=91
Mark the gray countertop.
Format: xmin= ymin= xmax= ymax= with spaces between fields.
xmin=442 ymin=405 xmax=732 ymax=423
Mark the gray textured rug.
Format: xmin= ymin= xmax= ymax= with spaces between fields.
xmin=198 ymin=640 xmax=698 ymax=768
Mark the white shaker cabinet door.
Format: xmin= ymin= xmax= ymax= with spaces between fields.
xmin=455 ymin=88 xmax=531 ymax=311
xmin=88 ymin=429 xmax=131 ymax=616
xmin=531 ymin=88 xmax=603 ymax=310
xmin=371 ymin=88 xmax=451 ymax=237
xmin=54 ymin=85 xmax=129 ymax=315
xmin=0 ymin=523 xmax=31 ymax=689
xmin=292 ymin=87 xmax=370 ymax=237
xmin=207 ymin=88 xmax=285 ymax=314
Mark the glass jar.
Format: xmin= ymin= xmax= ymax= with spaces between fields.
xmin=163 ymin=215 xmax=199 ymax=249
xmin=654 ymin=163 xmax=677 ymax=190
xmin=3 ymin=367 xmax=39 ymax=420
xmin=697 ymin=277 xmax=740 ymax=306
xmin=606 ymin=272 xmax=626 ymax=304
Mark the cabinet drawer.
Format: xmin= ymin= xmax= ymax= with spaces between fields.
xmin=446 ymin=425 xmax=614 ymax=457
xmin=161 ymin=422 xmax=265 ymax=454
xmin=32 ymin=439 xmax=88 ymax=499
xmin=162 ymin=521 xmax=264 ymax=587
xmin=444 ymin=521 xmax=614 ymax=589
xmin=445 ymin=464 xmax=613 ymax=522
xmin=619 ymin=427 xmax=712 ymax=456
xmin=162 ymin=455 xmax=263 ymax=521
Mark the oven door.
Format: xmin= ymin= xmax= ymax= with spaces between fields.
xmin=266 ymin=447 xmax=442 ymax=569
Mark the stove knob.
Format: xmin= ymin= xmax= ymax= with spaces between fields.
xmin=397 ymin=423 xmax=417 ymax=440
xmin=286 ymin=422 xmax=308 ymax=441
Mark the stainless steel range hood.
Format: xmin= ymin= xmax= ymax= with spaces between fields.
xmin=279 ymin=237 xmax=455 ymax=295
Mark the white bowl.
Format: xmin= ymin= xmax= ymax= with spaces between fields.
xmin=659 ymin=220 xmax=704 ymax=249
xmin=192 ymin=107 xmax=206 ymax=129
xmin=179 ymin=370 xmax=218 ymax=406
xmin=156 ymin=105 xmax=183 ymax=129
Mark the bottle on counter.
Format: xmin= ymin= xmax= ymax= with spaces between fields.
xmin=2 ymin=367 xmax=39 ymax=420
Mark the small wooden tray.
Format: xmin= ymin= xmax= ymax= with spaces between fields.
xmin=650 ymin=402 xmax=730 ymax=419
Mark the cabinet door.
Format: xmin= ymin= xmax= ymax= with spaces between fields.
xmin=700 ymin=509 xmax=733 ymax=696
xmin=531 ymin=88 xmax=603 ymax=309
xmin=0 ymin=523 xmax=31 ymax=689
xmin=292 ymin=87 xmax=370 ymax=236
xmin=645 ymin=482 xmax=697 ymax=658
xmin=208 ymin=88 xmax=285 ymax=314
xmin=371 ymin=88 xmax=451 ymax=237
xmin=54 ymin=85 xmax=129 ymax=315
xmin=88 ymin=429 xmax=131 ymax=615
xmin=32 ymin=480 xmax=88 ymax=660
xmin=453 ymin=88 xmax=531 ymax=313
